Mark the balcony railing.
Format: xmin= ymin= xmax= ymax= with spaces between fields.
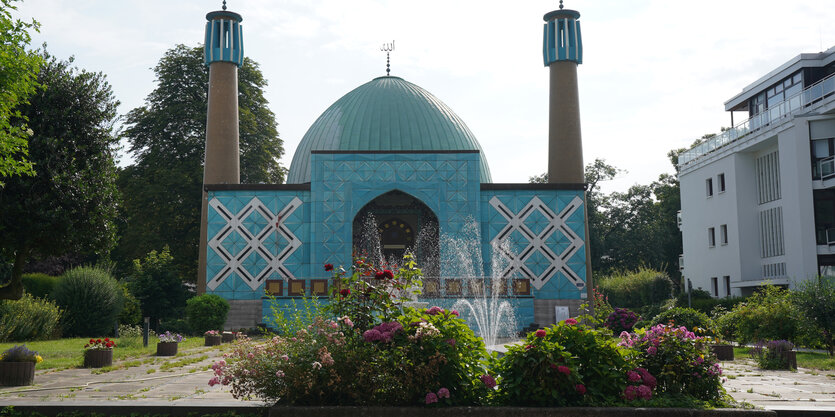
xmin=820 ymin=156 xmax=835 ymax=181
xmin=679 ymin=72 xmax=835 ymax=166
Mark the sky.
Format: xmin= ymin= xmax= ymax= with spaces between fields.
xmin=14 ymin=0 xmax=835 ymax=193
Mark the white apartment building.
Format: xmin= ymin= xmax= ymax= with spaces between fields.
xmin=678 ymin=46 xmax=835 ymax=297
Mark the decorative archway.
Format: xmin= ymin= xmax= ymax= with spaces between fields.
xmin=352 ymin=190 xmax=439 ymax=274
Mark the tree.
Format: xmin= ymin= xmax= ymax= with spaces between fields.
xmin=0 ymin=0 xmax=42 ymax=186
xmin=127 ymin=247 xmax=188 ymax=328
xmin=114 ymin=44 xmax=285 ymax=281
xmin=792 ymin=276 xmax=835 ymax=356
xmin=0 ymin=51 xmax=120 ymax=300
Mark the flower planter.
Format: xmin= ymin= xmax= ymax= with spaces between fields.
xmin=221 ymin=332 xmax=236 ymax=343
xmin=156 ymin=342 xmax=178 ymax=356
xmin=0 ymin=361 xmax=35 ymax=386
xmin=205 ymin=335 xmax=222 ymax=346
xmin=83 ymin=349 xmax=113 ymax=368
xmin=781 ymin=350 xmax=797 ymax=370
xmin=710 ymin=344 xmax=734 ymax=361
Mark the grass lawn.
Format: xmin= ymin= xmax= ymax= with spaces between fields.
xmin=732 ymin=346 xmax=835 ymax=371
xmin=0 ymin=336 xmax=209 ymax=371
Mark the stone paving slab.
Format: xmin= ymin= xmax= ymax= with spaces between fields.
xmin=2 ymin=344 xmax=833 ymax=413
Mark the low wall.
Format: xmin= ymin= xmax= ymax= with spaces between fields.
xmin=268 ymin=407 xmax=776 ymax=417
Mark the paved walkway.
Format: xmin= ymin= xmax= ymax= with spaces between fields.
xmin=1 ymin=344 xmax=833 ymax=413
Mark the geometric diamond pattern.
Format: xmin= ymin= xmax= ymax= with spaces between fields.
xmin=207 ymin=196 xmax=303 ymax=291
xmin=489 ymin=195 xmax=585 ymax=290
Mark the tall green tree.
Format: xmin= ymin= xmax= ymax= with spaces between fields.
xmin=0 ymin=0 xmax=42 ymax=186
xmin=115 ymin=44 xmax=285 ymax=281
xmin=0 ymin=52 xmax=120 ymax=299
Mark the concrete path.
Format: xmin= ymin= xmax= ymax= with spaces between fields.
xmin=1 ymin=343 xmax=833 ymax=413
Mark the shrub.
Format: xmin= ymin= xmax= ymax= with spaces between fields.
xmin=117 ymin=324 xmax=155 ymax=349
xmin=750 ymin=340 xmax=795 ymax=369
xmin=791 ymin=276 xmax=835 ymax=356
xmin=186 ymin=294 xmax=230 ymax=334
xmin=492 ymin=320 xmax=635 ymax=406
xmin=650 ymin=307 xmax=715 ymax=336
xmin=0 ymin=293 xmax=62 ymax=341
xmin=159 ymin=318 xmax=192 ymax=336
xmin=621 ymin=324 xmax=724 ymax=401
xmin=720 ymin=285 xmax=801 ymax=345
xmin=597 ymin=268 xmax=673 ymax=310
xmin=127 ymin=247 xmax=188 ymax=327
xmin=118 ymin=285 xmax=142 ymax=326
xmin=605 ymin=308 xmax=639 ymax=335
xmin=21 ymin=273 xmax=60 ymax=299
xmin=53 ymin=266 xmax=124 ymax=337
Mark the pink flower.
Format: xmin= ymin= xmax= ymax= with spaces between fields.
xmin=321 ymin=352 xmax=334 ymax=366
xmin=480 ymin=374 xmax=497 ymax=388
xmin=341 ymin=316 xmax=354 ymax=327
xmin=275 ymin=370 xmax=285 ymax=378
xmin=624 ymin=385 xmax=637 ymax=401
xmin=575 ymin=384 xmax=586 ymax=395
xmin=565 ymin=318 xmax=578 ymax=325
xmin=525 ymin=344 xmax=534 ymax=350
xmin=363 ymin=329 xmax=382 ymax=342
xmin=647 ymin=346 xmax=657 ymax=355
xmin=557 ymin=366 xmax=571 ymax=376
xmin=427 ymin=306 xmax=443 ymax=316
xmin=208 ymin=376 xmax=219 ymax=386
xmin=437 ymin=387 xmax=450 ymax=399
xmin=312 ymin=361 xmax=322 ymax=369
xmin=425 ymin=392 xmax=438 ymax=404
xmin=280 ymin=354 xmax=289 ymax=361
xmin=627 ymin=370 xmax=641 ymax=383
xmin=450 ymin=310 xmax=459 ymax=317
xmin=535 ymin=329 xmax=547 ymax=338
xmin=637 ymin=384 xmax=652 ymax=400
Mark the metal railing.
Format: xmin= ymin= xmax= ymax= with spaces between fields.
xmin=679 ymin=72 xmax=835 ymax=166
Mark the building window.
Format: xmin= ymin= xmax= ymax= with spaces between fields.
xmin=708 ymin=227 xmax=715 ymax=247
xmin=723 ymin=276 xmax=731 ymax=297
xmin=706 ymin=178 xmax=713 ymax=197
xmin=711 ymin=277 xmax=718 ymax=297
xmin=718 ymin=173 xmax=726 ymax=193
xmin=720 ymin=224 xmax=728 ymax=245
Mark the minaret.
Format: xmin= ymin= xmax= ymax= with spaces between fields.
xmin=543 ymin=0 xmax=583 ymax=183
xmin=198 ymin=1 xmax=244 ymax=293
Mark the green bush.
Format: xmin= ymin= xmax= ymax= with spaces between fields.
xmin=53 ymin=266 xmax=123 ymax=337
xmin=720 ymin=285 xmax=800 ymax=345
xmin=675 ymin=288 xmax=746 ymax=315
xmin=791 ymin=276 xmax=835 ymax=354
xmin=0 ymin=293 xmax=62 ymax=341
xmin=127 ymin=247 xmax=188 ymax=327
xmin=597 ymin=268 xmax=673 ymax=309
xmin=118 ymin=285 xmax=142 ymax=326
xmin=159 ymin=318 xmax=193 ymax=335
xmin=21 ymin=273 xmax=60 ymax=299
xmin=492 ymin=320 xmax=635 ymax=406
xmin=186 ymin=294 xmax=230 ymax=334
xmin=650 ymin=307 xmax=715 ymax=336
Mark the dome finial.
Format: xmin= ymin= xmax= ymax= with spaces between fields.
xmin=381 ymin=40 xmax=395 ymax=76
xmin=559 ymin=0 xmax=564 ymax=9
xmin=222 ymin=0 xmax=227 ymax=10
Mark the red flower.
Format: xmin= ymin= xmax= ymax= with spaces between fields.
xmin=558 ymin=366 xmax=571 ymax=375
xmin=89 ymin=339 xmax=95 ymax=344
xmin=382 ymin=269 xmax=394 ymax=279
xmin=340 ymin=289 xmax=351 ymax=297
xmin=525 ymin=344 xmax=534 ymax=350
xmin=96 ymin=339 xmax=102 ymax=344
xmin=565 ymin=318 xmax=578 ymax=325
xmin=374 ymin=270 xmax=386 ymax=279
xmin=535 ymin=329 xmax=547 ymax=338
xmin=575 ymin=384 xmax=587 ymax=395
xmin=104 ymin=338 xmax=110 ymax=342
xmin=324 ymin=263 xmax=334 ymax=271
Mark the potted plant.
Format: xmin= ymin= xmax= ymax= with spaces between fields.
xmin=157 ymin=331 xmax=185 ymax=356
xmin=750 ymin=340 xmax=796 ymax=370
xmin=705 ymin=336 xmax=734 ymax=361
xmin=83 ymin=338 xmax=116 ymax=368
xmin=221 ymin=330 xmax=236 ymax=343
xmin=0 ymin=345 xmax=42 ymax=386
xmin=204 ymin=330 xmax=222 ymax=346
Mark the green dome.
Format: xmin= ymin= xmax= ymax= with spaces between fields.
xmin=287 ymin=76 xmax=492 ymax=183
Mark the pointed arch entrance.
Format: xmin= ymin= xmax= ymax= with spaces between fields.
xmin=352 ymin=190 xmax=439 ymax=274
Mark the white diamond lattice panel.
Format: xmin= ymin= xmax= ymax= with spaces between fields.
xmin=208 ymin=197 xmax=303 ymax=291
xmin=489 ymin=196 xmax=584 ymax=290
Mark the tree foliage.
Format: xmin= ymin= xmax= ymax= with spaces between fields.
xmin=115 ymin=44 xmax=285 ymax=281
xmin=0 ymin=51 xmax=119 ymax=300
xmin=127 ymin=247 xmax=188 ymax=328
xmin=0 ymin=0 xmax=42 ymax=185
xmin=792 ymin=276 xmax=835 ymax=356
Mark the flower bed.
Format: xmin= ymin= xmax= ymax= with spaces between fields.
xmin=207 ymin=254 xmax=735 ymax=409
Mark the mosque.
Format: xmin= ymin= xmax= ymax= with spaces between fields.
xmin=196 ymin=2 xmax=591 ymax=331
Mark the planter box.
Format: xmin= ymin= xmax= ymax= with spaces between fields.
xmin=83 ymin=349 xmax=113 ymax=368
xmin=781 ymin=350 xmax=797 ymax=370
xmin=0 ymin=361 xmax=35 ymax=386
xmin=156 ymin=342 xmax=178 ymax=356
xmin=222 ymin=332 xmax=236 ymax=343
xmin=205 ymin=335 xmax=222 ymax=346
xmin=710 ymin=344 xmax=734 ymax=361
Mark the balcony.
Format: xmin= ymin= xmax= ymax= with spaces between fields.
xmin=679 ymin=72 xmax=835 ymax=167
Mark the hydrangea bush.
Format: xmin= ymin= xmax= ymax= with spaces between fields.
xmin=605 ymin=308 xmax=639 ymax=336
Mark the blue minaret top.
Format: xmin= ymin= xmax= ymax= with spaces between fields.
xmin=542 ymin=0 xmax=582 ymax=65
xmin=204 ymin=2 xmax=244 ymax=67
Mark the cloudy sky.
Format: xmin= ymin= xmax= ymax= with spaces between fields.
xmin=14 ymin=0 xmax=835 ymax=193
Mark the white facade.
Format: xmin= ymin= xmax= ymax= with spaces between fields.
xmin=679 ymin=47 xmax=835 ymax=297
